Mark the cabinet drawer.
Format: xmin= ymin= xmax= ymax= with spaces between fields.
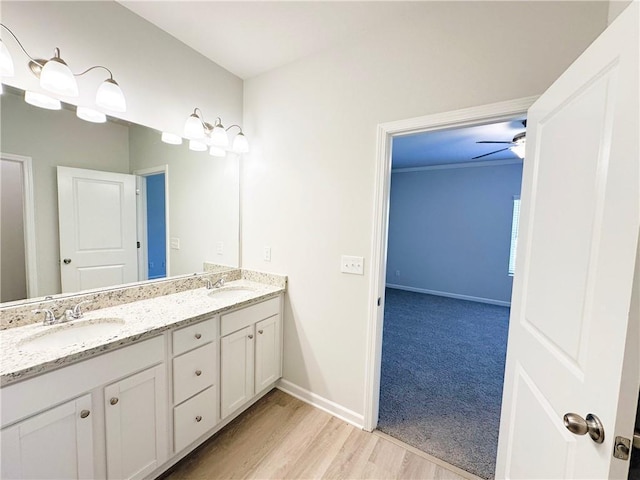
xmin=173 ymin=343 xmax=216 ymax=405
xmin=173 ymin=386 xmax=217 ymax=453
xmin=173 ymin=317 xmax=217 ymax=356
xmin=221 ymin=297 xmax=280 ymax=336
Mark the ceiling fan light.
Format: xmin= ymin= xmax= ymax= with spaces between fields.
xmin=510 ymin=144 xmax=526 ymax=159
xmin=189 ymin=140 xmax=207 ymax=152
xmin=161 ymin=132 xmax=183 ymax=145
xmin=210 ymin=124 xmax=229 ymax=148
xmin=96 ymin=78 xmax=126 ymax=112
xmin=76 ymin=106 xmax=106 ymax=123
xmin=184 ymin=113 xmax=205 ymax=139
xmin=25 ymin=90 xmax=61 ymax=110
xmin=0 ymin=40 xmax=14 ymax=77
xmin=232 ymin=132 xmax=249 ymax=153
xmin=209 ymin=146 xmax=226 ymax=157
xmin=40 ymin=52 xmax=78 ymax=97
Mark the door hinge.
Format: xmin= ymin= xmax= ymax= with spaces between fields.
xmin=137 ymin=241 xmax=141 ymax=249
xmin=377 ymin=297 xmax=381 ymax=306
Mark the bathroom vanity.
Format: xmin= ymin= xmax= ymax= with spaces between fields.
xmin=0 ymin=271 xmax=285 ymax=480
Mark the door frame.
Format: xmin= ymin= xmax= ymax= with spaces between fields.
xmin=134 ymin=165 xmax=170 ymax=281
xmin=363 ymin=96 xmax=539 ymax=431
xmin=1 ymin=152 xmax=38 ymax=298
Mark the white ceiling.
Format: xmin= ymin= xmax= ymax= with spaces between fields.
xmin=118 ymin=1 xmax=527 ymax=166
xmin=118 ymin=1 xmax=412 ymax=80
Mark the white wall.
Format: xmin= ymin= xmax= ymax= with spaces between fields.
xmin=242 ymin=1 xmax=608 ymax=418
xmin=1 ymin=1 xmax=242 ymax=139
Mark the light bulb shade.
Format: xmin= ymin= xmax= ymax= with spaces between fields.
xmin=76 ymin=106 xmax=106 ymax=123
xmin=209 ymin=146 xmax=226 ymax=157
xmin=0 ymin=41 xmax=14 ymax=77
xmin=184 ymin=114 xmax=205 ymax=139
xmin=189 ymin=140 xmax=207 ymax=152
xmin=232 ymin=132 xmax=249 ymax=153
xmin=210 ymin=124 xmax=229 ymax=147
xmin=510 ymin=144 xmax=526 ymax=159
xmin=96 ymin=78 xmax=126 ymax=112
xmin=25 ymin=91 xmax=61 ymax=110
xmin=40 ymin=57 xmax=78 ymax=97
xmin=161 ymin=132 xmax=183 ymax=145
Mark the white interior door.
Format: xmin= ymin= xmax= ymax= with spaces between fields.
xmin=57 ymin=166 xmax=137 ymax=293
xmin=496 ymin=4 xmax=639 ymax=479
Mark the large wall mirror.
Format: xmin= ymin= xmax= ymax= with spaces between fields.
xmin=0 ymin=86 xmax=240 ymax=305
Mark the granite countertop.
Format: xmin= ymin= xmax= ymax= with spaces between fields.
xmin=0 ymin=280 xmax=283 ymax=387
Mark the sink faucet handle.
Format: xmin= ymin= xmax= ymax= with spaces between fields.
xmin=32 ymin=308 xmax=56 ymax=325
xmin=205 ymin=279 xmax=213 ymax=289
xmin=71 ymin=300 xmax=91 ymax=318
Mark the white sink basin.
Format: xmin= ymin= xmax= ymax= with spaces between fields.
xmin=207 ymin=287 xmax=256 ymax=301
xmin=18 ymin=318 xmax=125 ymax=352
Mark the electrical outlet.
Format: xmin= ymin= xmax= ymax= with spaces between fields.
xmin=216 ymin=241 xmax=224 ymax=255
xmin=341 ymin=255 xmax=364 ymax=275
xmin=263 ymin=246 xmax=272 ymax=262
xmin=170 ymin=237 xmax=180 ymax=250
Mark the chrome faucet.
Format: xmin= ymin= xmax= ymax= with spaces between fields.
xmin=65 ymin=300 xmax=90 ymax=321
xmin=205 ymin=275 xmax=227 ymax=289
xmin=32 ymin=308 xmax=58 ymax=326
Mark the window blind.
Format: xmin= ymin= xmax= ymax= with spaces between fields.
xmin=508 ymin=196 xmax=521 ymax=275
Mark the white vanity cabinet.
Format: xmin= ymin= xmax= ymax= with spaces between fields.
xmin=171 ymin=317 xmax=218 ymax=453
xmin=104 ymin=364 xmax=168 ymax=480
xmin=0 ymin=336 xmax=167 ymax=480
xmin=0 ymin=394 xmax=94 ymax=479
xmin=220 ymin=297 xmax=282 ymax=419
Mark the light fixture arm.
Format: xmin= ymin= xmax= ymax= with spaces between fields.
xmin=0 ymin=23 xmax=44 ymax=67
xmin=74 ymin=64 xmax=114 ymax=79
xmin=225 ymin=124 xmax=243 ymax=134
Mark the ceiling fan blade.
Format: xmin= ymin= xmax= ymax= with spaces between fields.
xmin=472 ymin=147 xmax=511 ymax=160
xmin=476 ymin=141 xmax=514 ymax=144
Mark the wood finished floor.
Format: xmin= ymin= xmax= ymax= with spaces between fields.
xmin=160 ymin=389 xmax=478 ymax=480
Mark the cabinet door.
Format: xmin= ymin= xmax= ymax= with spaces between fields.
xmin=221 ymin=325 xmax=254 ymax=418
xmin=104 ymin=364 xmax=168 ymax=480
xmin=0 ymin=394 xmax=94 ymax=479
xmin=255 ymin=314 xmax=282 ymax=392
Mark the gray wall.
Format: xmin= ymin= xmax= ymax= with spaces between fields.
xmin=0 ymin=90 xmax=130 ymax=297
xmin=386 ymin=163 xmax=523 ymax=305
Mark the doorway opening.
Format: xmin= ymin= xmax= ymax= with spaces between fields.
xmin=378 ymin=119 xmax=525 ymax=479
xmin=0 ymin=153 xmax=37 ymax=302
xmin=363 ymin=97 xmax=537 ymax=478
xmin=135 ymin=166 xmax=169 ymax=282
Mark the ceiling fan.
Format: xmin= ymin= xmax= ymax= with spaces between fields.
xmin=473 ymin=120 xmax=527 ymax=159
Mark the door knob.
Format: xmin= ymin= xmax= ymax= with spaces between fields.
xmin=63 ymin=258 xmax=72 ymax=264
xmin=563 ymin=412 xmax=605 ymax=443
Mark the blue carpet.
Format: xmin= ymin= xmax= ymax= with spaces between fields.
xmin=378 ymin=288 xmax=510 ymax=479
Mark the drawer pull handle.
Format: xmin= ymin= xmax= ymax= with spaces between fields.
xmin=110 ymin=397 xmax=119 ymax=406
xmin=195 ymin=370 xmax=202 ymax=376
xmin=195 ymin=415 xmax=202 ymax=422
xmin=195 ymin=333 xmax=202 ymax=339
xmin=248 ymin=334 xmax=254 ymax=339
xmin=80 ymin=410 xmax=90 ymax=419
xmin=258 ymin=330 xmax=264 ymax=334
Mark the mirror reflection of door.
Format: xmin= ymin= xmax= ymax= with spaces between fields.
xmin=1 ymin=158 xmax=27 ymax=302
xmin=57 ymin=166 xmax=138 ymax=293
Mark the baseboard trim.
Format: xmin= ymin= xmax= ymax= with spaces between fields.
xmin=386 ymin=284 xmax=511 ymax=307
xmin=276 ymin=379 xmax=364 ymax=429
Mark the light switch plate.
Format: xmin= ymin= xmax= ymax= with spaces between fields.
xmin=216 ymin=241 xmax=224 ymax=255
xmin=170 ymin=237 xmax=180 ymax=250
xmin=341 ymin=255 xmax=364 ymax=275
xmin=263 ymin=246 xmax=272 ymax=262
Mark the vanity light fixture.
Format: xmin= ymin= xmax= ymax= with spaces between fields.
xmin=161 ymin=132 xmax=183 ymax=145
xmin=76 ymin=106 xmax=106 ymax=123
xmin=24 ymin=90 xmax=61 ymax=110
xmin=182 ymin=108 xmax=249 ymax=155
xmin=0 ymin=23 xmax=126 ymax=113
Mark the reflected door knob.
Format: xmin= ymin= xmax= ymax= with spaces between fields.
xmin=563 ymin=412 xmax=605 ymax=443
xmin=63 ymin=258 xmax=72 ymax=264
